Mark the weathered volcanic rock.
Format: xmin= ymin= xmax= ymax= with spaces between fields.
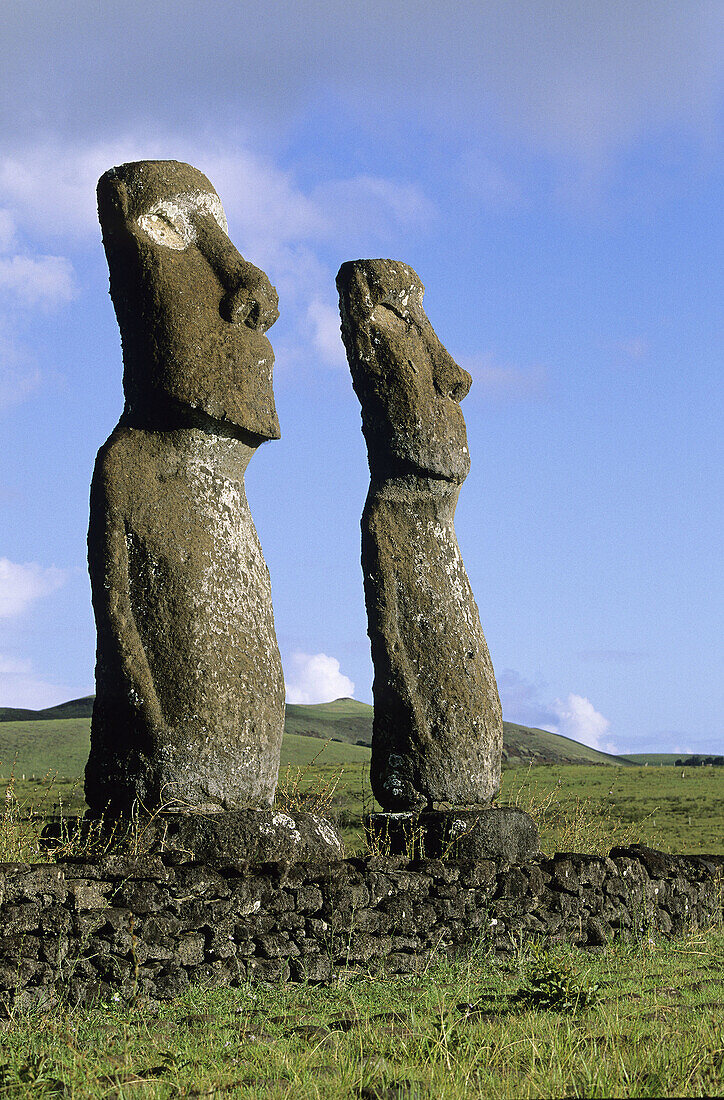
xmin=337 ymin=258 xmax=503 ymax=811
xmin=137 ymin=809 xmax=345 ymax=863
xmin=86 ymin=160 xmax=285 ymax=816
xmin=366 ymin=808 xmax=540 ymax=863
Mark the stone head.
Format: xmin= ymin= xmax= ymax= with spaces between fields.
xmin=98 ymin=160 xmax=280 ymax=440
xmin=337 ymin=258 xmax=472 ymax=483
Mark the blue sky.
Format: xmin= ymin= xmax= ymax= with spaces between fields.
xmin=0 ymin=1 xmax=722 ymax=755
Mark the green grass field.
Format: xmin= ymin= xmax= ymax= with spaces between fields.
xmin=0 ymin=705 xmax=722 ymax=1097
xmin=0 ymin=698 xmax=631 ymax=786
xmin=0 ymin=931 xmax=721 ymax=1097
xmin=1 ymin=702 xmax=722 ymax=857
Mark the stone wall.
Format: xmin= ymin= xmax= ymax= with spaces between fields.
xmin=0 ymin=845 xmax=721 ymax=1010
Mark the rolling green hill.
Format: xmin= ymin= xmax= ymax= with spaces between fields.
xmin=0 ymin=695 xmax=633 ymax=778
xmin=0 ymin=718 xmax=371 ymax=782
xmin=0 ymin=695 xmax=95 ymax=723
xmin=501 ymin=721 xmax=631 ymax=767
xmin=288 ymin=698 xmax=630 ymax=766
xmin=284 ymin=698 xmax=373 ymax=746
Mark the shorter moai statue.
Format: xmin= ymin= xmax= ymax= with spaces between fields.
xmin=337 ymin=259 xmax=504 ymax=813
xmin=86 ymin=160 xmax=286 ymax=818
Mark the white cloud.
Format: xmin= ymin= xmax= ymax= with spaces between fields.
xmin=0 ymin=139 xmax=432 ymax=253
xmin=0 ymin=558 xmax=66 ymax=619
xmin=499 ymin=671 xmax=617 ymax=753
xmin=312 ymin=175 xmax=434 ymax=240
xmin=458 ymin=153 xmax=522 ymax=206
xmin=0 ymin=138 xmax=149 ymax=240
xmin=0 ymin=138 xmax=431 ymax=375
xmin=0 ymin=323 xmax=42 ymax=411
xmin=460 ymin=355 xmax=548 ymax=402
xmin=0 ymin=364 xmax=42 ymax=411
xmin=285 ymin=652 xmax=355 ymax=705
xmin=552 ymin=693 xmax=612 ymax=752
xmin=0 ymin=254 xmax=76 ymax=308
xmin=497 ymin=669 xmax=559 ymax=730
xmin=0 ymin=653 xmax=68 ymax=711
xmin=307 ymin=299 xmax=346 ymax=368
xmin=0 ymin=209 xmax=15 ymax=252
xmin=3 ymin=5 xmax=721 ymax=166
xmin=578 ymin=649 xmax=644 ymax=663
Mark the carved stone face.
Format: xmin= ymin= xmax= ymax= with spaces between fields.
xmin=337 ymin=258 xmax=472 ymax=483
xmin=98 ymin=160 xmax=280 ymax=440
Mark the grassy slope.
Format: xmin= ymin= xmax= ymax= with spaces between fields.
xmin=287 ymin=698 xmax=631 ymax=766
xmin=285 ymin=698 xmax=373 ymax=747
xmin=0 ymin=695 xmax=95 ymax=722
xmin=3 ymin=706 xmax=722 ymax=854
xmin=0 ymin=719 xmax=370 ymax=781
xmin=0 ymin=698 xmax=630 ymax=780
xmin=0 ymin=718 xmax=92 ymax=778
xmin=621 ymin=753 xmax=688 ymax=765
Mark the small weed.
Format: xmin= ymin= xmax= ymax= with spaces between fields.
xmin=275 ymin=742 xmax=345 ymax=817
xmin=502 ymin=765 xmax=661 ymax=855
xmin=516 ymin=945 xmax=601 ymax=1013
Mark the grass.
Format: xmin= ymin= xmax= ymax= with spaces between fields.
xmin=0 ymin=930 xmax=721 ymax=1097
xmin=0 ymin=719 xmax=92 ymax=782
xmin=499 ymin=763 xmax=724 ymax=855
xmin=0 ymin=701 xmax=633 ymax=780
xmin=0 ymin=718 xmax=721 ymax=1096
xmin=1 ymin=754 xmax=723 ymax=861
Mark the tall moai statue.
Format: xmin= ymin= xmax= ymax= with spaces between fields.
xmin=337 ymin=259 xmax=503 ymax=812
xmin=86 ymin=160 xmax=285 ymax=817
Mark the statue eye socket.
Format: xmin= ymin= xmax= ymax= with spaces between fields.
xmin=136 ymin=192 xmax=228 ymax=251
xmin=137 ymin=212 xmax=189 ymax=250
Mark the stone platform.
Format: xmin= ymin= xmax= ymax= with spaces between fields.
xmin=42 ymin=809 xmax=344 ymax=864
xmin=365 ymin=806 xmax=539 ymax=862
xmin=1 ymin=845 xmax=721 ymax=1009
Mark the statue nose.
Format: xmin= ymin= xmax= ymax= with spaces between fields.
xmin=192 ymin=210 xmax=279 ymax=332
xmin=433 ymin=347 xmax=472 ymax=402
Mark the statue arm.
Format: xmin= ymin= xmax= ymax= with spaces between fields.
xmin=89 ymin=457 xmax=165 ymax=736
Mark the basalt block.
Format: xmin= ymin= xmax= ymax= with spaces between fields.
xmin=122 ymin=809 xmax=344 ymax=864
xmin=365 ymin=808 xmax=540 ymax=863
xmin=86 ymin=161 xmax=285 ymax=816
xmin=337 ymin=258 xmax=503 ymax=811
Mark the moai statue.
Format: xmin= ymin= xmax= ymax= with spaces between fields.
xmin=337 ymin=259 xmax=504 ymax=813
xmin=86 ymin=160 xmax=285 ymax=817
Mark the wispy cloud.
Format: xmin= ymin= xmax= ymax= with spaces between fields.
xmin=0 ymin=209 xmax=15 ymax=252
xmin=0 ymin=254 xmax=76 ymax=308
xmin=311 ymin=175 xmax=434 ymax=240
xmin=617 ymin=337 xmax=649 ymax=361
xmin=306 ymin=299 xmax=346 ymax=368
xmin=0 ymin=139 xmax=147 ymax=240
xmin=0 ymin=139 xmax=432 ymax=253
xmin=3 ymin=6 xmax=721 ymax=167
xmin=0 ymin=324 xmax=42 ymax=412
xmin=0 ymin=137 xmax=433 ymax=378
xmin=460 ymin=355 xmax=548 ymax=402
xmin=0 ymin=558 xmax=66 ymax=619
xmin=457 ymin=152 xmax=522 ymax=206
xmin=0 ymin=653 xmax=68 ymax=711
xmin=285 ymin=652 xmax=354 ymax=705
